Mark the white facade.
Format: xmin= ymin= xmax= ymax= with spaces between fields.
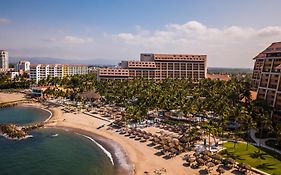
xmin=30 ymin=64 xmax=89 ymax=84
xmin=0 ymin=50 xmax=9 ymax=69
xmin=16 ymin=60 xmax=30 ymax=72
xmin=11 ymin=72 xmax=19 ymax=79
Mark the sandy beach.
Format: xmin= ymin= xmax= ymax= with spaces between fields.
xmin=0 ymin=92 xmax=26 ymax=103
xmin=0 ymin=92 xmax=256 ymax=175
xmin=46 ymin=107 xmax=248 ymax=175
xmin=47 ymin=110 xmax=194 ymax=175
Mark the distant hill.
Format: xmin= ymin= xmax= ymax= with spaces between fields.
xmin=10 ymin=57 xmax=69 ymax=64
xmin=9 ymin=57 xmax=253 ymax=72
xmin=207 ymin=67 xmax=252 ymax=74
xmin=9 ymin=57 xmax=118 ymax=66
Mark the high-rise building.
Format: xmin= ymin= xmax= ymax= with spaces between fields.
xmin=98 ymin=53 xmax=207 ymax=80
xmin=29 ymin=64 xmax=89 ymax=84
xmin=0 ymin=50 xmax=9 ymax=69
xmin=16 ymin=60 xmax=31 ymax=73
xmin=252 ymin=42 xmax=281 ymax=121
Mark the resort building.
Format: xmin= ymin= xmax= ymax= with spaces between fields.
xmin=0 ymin=50 xmax=9 ymax=70
xmin=29 ymin=64 xmax=89 ymax=84
xmin=252 ymin=42 xmax=281 ymax=121
xmin=15 ymin=60 xmax=31 ymax=73
xmin=31 ymin=86 xmax=49 ymax=97
xmin=98 ymin=53 xmax=207 ymax=80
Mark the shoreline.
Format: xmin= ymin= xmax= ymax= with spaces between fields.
xmin=16 ymin=102 xmax=133 ymax=175
xmin=17 ymin=103 xmax=53 ymax=122
xmin=0 ymin=92 xmax=263 ymax=175
xmin=46 ymin=125 xmax=134 ymax=175
xmin=0 ymin=102 xmax=133 ymax=175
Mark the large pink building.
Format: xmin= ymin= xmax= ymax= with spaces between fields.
xmin=98 ymin=53 xmax=207 ymax=80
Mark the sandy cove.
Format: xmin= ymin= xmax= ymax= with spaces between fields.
xmin=47 ymin=109 xmax=193 ymax=175
xmin=0 ymin=93 xmax=251 ymax=175
xmin=46 ymin=106 xmax=244 ymax=175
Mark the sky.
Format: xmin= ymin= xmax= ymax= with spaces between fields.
xmin=0 ymin=0 xmax=281 ymax=68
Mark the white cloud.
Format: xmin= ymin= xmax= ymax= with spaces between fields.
xmin=5 ymin=20 xmax=281 ymax=68
xmin=63 ymin=35 xmax=93 ymax=44
xmin=114 ymin=21 xmax=281 ymax=68
xmin=256 ymin=26 xmax=281 ymax=37
xmin=0 ymin=18 xmax=11 ymax=24
xmin=117 ymin=33 xmax=134 ymax=40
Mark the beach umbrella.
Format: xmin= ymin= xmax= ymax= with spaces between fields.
xmin=196 ymin=158 xmax=205 ymax=166
xmin=161 ymin=138 xmax=169 ymax=144
xmin=179 ymin=135 xmax=187 ymax=143
xmin=226 ymin=158 xmax=235 ymax=164
xmin=202 ymin=155 xmax=210 ymax=161
xmin=152 ymin=134 xmax=158 ymax=138
xmin=154 ymin=137 xmax=160 ymax=143
xmin=147 ymin=132 xmax=153 ymax=136
xmin=238 ymin=163 xmax=251 ymax=171
xmin=202 ymin=150 xmax=212 ymax=156
xmin=173 ymin=139 xmax=180 ymax=145
xmin=189 ymin=157 xmax=196 ymax=163
xmin=159 ymin=140 xmax=166 ymax=146
xmin=183 ymin=154 xmax=190 ymax=161
xmin=216 ymin=167 xmax=225 ymax=175
xmin=206 ymin=162 xmax=215 ymax=168
xmin=193 ymin=152 xmax=200 ymax=157
xmin=176 ymin=145 xmax=184 ymax=152
xmin=163 ymin=145 xmax=170 ymax=151
xmin=168 ymin=142 xmax=175 ymax=148
xmin=144 ymin=135 xmax=150 ymax=140
xmin=211 ymin=154 xmax=222 ymax=161
xmin=170 ymin=148 xmax=178 ymax=154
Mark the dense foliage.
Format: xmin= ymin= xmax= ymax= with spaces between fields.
xmin=0 ymin=73 xmax=34 ymax=90
xmin=35 ymin=74 xmax=281 ymax=147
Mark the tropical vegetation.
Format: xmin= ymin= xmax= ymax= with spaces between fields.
xmin=221 ymin=142 xmax=281 ymax=175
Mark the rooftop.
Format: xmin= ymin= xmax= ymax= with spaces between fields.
xmin=254 ymin=42 xmax=281 ymax=59
xmin=207 ymin=74 xmax=230 ymax=81
xmin=30 ymin=64 xmax=88 ymax=67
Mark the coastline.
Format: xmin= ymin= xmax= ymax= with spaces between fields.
xmin=0 ymin=92 xmax=260 ymax=175
xmin=0 ymin=93 xmax=213 ymax=175
xmin=47 ymin=107 xmax=200 ymax=175
xmin=46 ymin=125 xmax=134 ymax=175
xmin=0 ymin=100 xmax=133 ymax=175
xmin=17 ymin=103 xmax=53 ymax=122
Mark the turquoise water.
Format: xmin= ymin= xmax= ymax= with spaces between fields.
xmin=0 ymin=106 xmax=50 ymax=125
xmin=0 ymin=107 xmax=114 ymax=175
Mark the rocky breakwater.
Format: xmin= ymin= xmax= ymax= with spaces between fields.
xmin=0 ymin=123 xmax=44 ymax=140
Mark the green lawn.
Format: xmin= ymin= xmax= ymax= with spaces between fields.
xmin=220 ymin=142 xmax=281 ymax=175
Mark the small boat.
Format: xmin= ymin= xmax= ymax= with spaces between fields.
xmin=52 ymin=134 xmax=59 ymax=137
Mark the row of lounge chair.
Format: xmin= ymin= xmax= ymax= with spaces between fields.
xmin=116 ymin=127 xmax=193 ymax=159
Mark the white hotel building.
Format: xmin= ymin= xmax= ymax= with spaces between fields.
xmin=30 ymin=64 xmax=88 ymax=83
xmin=0 ymin=50 xmax=9 ymax=70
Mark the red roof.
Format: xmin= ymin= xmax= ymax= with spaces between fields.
xmin=207 ymin=74 xmax=230 ymax=81
xmin=241 ymin=91 xmax=257 ymax=103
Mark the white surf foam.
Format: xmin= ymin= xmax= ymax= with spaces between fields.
xmin=75 ymin=132 xmax=114 ymax=165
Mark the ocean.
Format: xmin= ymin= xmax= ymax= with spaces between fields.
xmin=0 ymin=106 xmax=113 ymax=175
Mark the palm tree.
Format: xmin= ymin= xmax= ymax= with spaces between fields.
xmin=252 ymin=100 xmax=272 ymax=152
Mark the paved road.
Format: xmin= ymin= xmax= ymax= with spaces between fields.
xmin=249 ymin=129 xmax=281 ymax=154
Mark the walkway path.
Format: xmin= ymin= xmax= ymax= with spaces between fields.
xmin=249 ymin=129 xmax=281 ymax=155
